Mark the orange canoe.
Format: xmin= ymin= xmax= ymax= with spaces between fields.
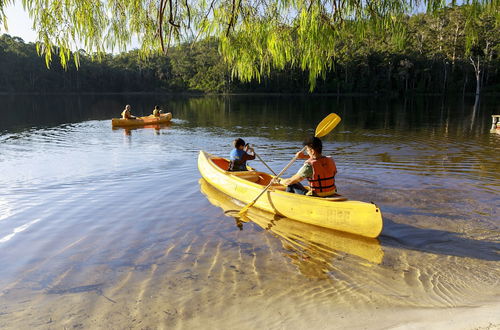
xmin=111 ymin=112 xmax=172 ymax=127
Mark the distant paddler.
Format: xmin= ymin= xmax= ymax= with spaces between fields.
xmin=152 ymin=105 xmax=163 ymax=117
xmin=121 ymin=104 xmax=137 ymax=120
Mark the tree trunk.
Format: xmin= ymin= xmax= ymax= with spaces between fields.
xmin=443 ymin=61 xmax=448 ymax=94
xmin=475 ymin=70 xmax=480 ymax=96
xmin=470 ymin=56 xmax=481 ymax=96
xmin=344 ymin=65 xmax=348 ymax=86
xmin=471 ymin=93 xmax=480 ymax=131
xmin=387 ymin=62 xmax=392 ymax=89
xmin=462 ymin=71 xmax=468 ymax=99
xmin=470 ymin=58 xmax=481 ymax=131
xmin=451 ymin=24 xmax=460 ymax=72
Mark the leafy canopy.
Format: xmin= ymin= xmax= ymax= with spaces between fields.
xmin=0 ymin=0 xmax=498 ymax=88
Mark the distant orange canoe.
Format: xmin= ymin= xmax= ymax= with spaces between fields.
xmin=111 ymin=112 xmax=172 ymax=127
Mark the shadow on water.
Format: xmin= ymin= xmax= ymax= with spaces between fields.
xmin=380 ymin=217 xmax=500 ymax=261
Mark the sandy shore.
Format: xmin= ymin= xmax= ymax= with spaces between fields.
xmin=2 ymin=288 xmax=498 ymax=329
xmin=383 ymin=304 xmax=500 ymax=330
xmin=171 ymin=298 xmax=500 ymax=330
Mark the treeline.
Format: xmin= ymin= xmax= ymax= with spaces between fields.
xmin=0 ymin=5 xmax=498 ymax=94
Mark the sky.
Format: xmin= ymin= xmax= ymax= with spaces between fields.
xmin=1 ymin=3 xmax=139 ymax=51
xmin=2 ymin=3 xmax=37 ymax=42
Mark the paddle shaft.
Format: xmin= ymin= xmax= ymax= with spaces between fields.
xmin=238 ymin=146 xmax=305 ymax=215
xmin=238 ymin=113 xmax=341 ymax=216
xmin=255 ymin=153 xmax=277 ymax=175
xmin=250 ymin=147 xmax=277 ymax=176
xmin=245 ymin=143 xmax=277 ymax=175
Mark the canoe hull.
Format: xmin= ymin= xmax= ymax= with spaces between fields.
xmin=198 ymin=150 xmax=383 ymax=238
xmin=111 ymin=112 xmax=172 ymax=127
xmin=199 ymin=177 xmax=384 ymax=264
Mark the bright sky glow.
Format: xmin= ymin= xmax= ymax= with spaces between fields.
xmin=2 ymin=3 xmax=37 ymax=42
xmin=1 ymin=3 xmax=139 ymax=51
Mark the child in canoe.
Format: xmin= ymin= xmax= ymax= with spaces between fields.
xmin=229 ymin=138 xmax=256 ymax=171
xmin=279 ymin=136 xmax=337 ymax=197
xmin=121 ymin=105 xmax=137 ymax=119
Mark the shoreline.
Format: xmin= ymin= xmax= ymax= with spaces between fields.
xmin=0 ymin=91 xmax=499 ymax=97
xmin=1 ymin=290 xmax=499 ymax=329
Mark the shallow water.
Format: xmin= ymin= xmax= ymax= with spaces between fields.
xmin=0 ymin=94 xmax=499 ymax=328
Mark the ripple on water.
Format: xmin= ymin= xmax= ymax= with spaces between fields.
xmin=0 ymin=100 xmax=499 ymax=328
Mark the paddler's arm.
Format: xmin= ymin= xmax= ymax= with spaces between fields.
xmin=242 ymin=147 xmax=256 ymax=161
xmin=279 ymin=162 xmax=311 ymax=186
xmin=280 ymin=173 xmax=305 ymax=186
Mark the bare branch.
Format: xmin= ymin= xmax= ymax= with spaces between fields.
xmin=169 ymin=0 xmax=181 ymax=28
xmin=226 ymin=0 xmax=237 ymax=37
xmin=185 ymin=0 xmax=191 ymax=29
xmin=158 ymin=0 xmax=167 ymax=53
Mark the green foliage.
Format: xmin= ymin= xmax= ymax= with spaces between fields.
xmin=0 ymin=5 xmax=498 ymax=94
xmin=0 ymin=0 xmax=497 ymax=90
xmin=0 ymin=33 xmax=229 ymax=93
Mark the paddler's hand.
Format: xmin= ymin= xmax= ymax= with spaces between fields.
xmin=277 ymin=178 xmax=290 ymax=186
xmin=295 ymin=150 xmax=306 ymax=159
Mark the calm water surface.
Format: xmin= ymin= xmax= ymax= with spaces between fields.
xmin=0 ymin=94 xmax=499 ymax=328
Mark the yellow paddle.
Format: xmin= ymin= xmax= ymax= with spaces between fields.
xmin=238 ymin=113 xmax=341 ymax=216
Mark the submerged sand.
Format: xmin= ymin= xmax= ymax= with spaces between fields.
xmin=1 ymin=203 xmax=498 ymax=329
xmin=1 ymin=264 xmax=499 ymax=329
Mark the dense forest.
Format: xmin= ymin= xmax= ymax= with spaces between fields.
xmin=0 ymin=6 xmax=498 ymax=95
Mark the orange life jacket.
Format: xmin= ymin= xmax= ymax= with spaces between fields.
xmin=306 ymin=156 xmax=337 ymax=195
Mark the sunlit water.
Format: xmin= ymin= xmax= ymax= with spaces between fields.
xmin=0 ymin=94 xmax=499 ymax=328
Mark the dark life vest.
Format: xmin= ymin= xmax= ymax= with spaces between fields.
xmin=228 ymin=159 xmax=247 ymax=171
xmin=228 ymin=149 xmax=255 ymax=171
xmin=306 ymin=156 xmax=337 ymax=194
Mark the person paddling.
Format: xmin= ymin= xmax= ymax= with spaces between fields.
xmin=121 ymin=104 xmax=137 ymax=119
xmin=152 ymin=105 xmax=162 ymax=117
xmin=279 ymin=136 xmax=337 ymax=197
xmin=228 ymin=138 xmax=256 ymax=171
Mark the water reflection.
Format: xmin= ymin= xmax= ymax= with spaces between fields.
xmin=2 ymin=94 xmax=498 ymax=139
xmin=112 ymin=123 xmax=172 ymax=136
xmin=199 ymin=178 xmax=384 ymax=278
xmin=0 ymin=94 xmax=174 ymax=133
xmin=168 ymin=95 xmax=500 ymax=139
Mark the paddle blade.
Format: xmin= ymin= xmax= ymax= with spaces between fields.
xmin=315 ymin=113 xmax=341 ymax=138
xmin=238 ymin=201 xmax=256 ymax=216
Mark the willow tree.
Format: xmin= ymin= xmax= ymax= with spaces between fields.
xmin=0 ymin=0 xmax=498 ymax=89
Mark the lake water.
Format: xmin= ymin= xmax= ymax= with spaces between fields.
xmin=0 ymin=94 xmax=499 ymax=329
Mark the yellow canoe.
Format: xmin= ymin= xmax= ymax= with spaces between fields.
xmin=199 ymin=178 xmax=384 ymax=266
xmin=198 ymin=151 xmax=383 ymax=238
xmin=111 ymin=112 xmax=172 ymax=127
